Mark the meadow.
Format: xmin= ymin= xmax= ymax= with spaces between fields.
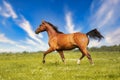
xmin=0 ymin=51 xmax=120 ymax=80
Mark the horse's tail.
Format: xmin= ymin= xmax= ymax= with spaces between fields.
xmin=86 ymin=29 xmax=104 ymax=41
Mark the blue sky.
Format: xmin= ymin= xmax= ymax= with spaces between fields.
xmin=0 ymin=0 xmax=120 ymax=52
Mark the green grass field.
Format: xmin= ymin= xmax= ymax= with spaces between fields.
xmin=0 ymin=51 xmax=120 ymax=80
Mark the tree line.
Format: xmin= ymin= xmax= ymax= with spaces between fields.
xmin=88 ymin=45 xmax=120 ymax=52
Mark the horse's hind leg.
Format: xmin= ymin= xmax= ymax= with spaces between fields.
xmin=77 ymin=53 xmax=85 ymax=64
xmin=86 ymin=52 xmax=94 ymax=65
xmin=78 ymin=48 xmax=94 ymax=65
xmin=77 ymin=48 xmax=85 ymax=64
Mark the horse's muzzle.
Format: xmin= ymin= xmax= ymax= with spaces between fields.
xmin=35 ymin=31 xmax=39 ymax=34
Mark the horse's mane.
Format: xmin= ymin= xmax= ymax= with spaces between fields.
xmin=45 ymin=21 xmax=63 ymax=34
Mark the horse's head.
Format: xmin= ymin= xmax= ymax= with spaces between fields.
xmin=35 ymin=21 xmax=47 ymax=34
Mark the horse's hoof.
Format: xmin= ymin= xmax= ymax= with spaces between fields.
xmin=92 ymin=63 xmax=94 ymax=66
xmin=77 ymin=59 xmax=80 ymax=65
xmin=63 ymin=61 xmax=66 ymax=64
xmin=42 ymin=60 xmax=45 ymax=64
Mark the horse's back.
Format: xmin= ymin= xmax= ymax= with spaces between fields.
xmin=56 ymin=32 xmax=88 ymax=50
xmin=49 ymin=32 xmax=89 ymax=50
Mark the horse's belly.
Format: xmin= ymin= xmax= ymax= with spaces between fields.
xmin=62 ymin=45 xmax=77 ymax=50
xmin=57 ymin=34 xmax=77 ymax=50
xmin=57 ymin=42 xmax=77 ymax=50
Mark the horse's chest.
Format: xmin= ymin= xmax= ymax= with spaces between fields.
xmin=48 ymin=37 xmax=59 ymax=50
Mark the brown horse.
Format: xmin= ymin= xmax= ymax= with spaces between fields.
xmin=35 ymin=21 xmax=104 ymax=65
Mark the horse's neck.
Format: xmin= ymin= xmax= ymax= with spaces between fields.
xmin=46 ymin=26 xmax=57 ymax=38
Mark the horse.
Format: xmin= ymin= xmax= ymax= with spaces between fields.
xmin=35 ymin=20 xmax=104 ymax=65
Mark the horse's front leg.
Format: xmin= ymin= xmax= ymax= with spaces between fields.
xmin=57 ymin=50 xmax=65 ymax=64
xmin=43 ymin=48 xmax=54 ymax=64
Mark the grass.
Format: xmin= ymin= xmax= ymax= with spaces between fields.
xmin=0 ymin=51 xmax=120 ymax=80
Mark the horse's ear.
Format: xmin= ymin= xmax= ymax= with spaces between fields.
xmin=42 ymin=20 xmax=45 ymax=23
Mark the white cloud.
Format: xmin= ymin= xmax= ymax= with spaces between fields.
xmin=0 ymin=33 xmax=47 ymax=52
xmin=16 ymin=16 xmax=44 ymax=45
xmin=25 ymin=38 xmax=39 ymax=46
xmin=0 ymin=7 xmax=2 ymax=11
xmin=0 ymin=1 xmax=17 ymax=19
xmin=0 ymin=34 xmax=15 ymax=44
xmin=88 ymin=0 xmax=120 ymax=47
xmin=98 ymin=10 xmax=113 ymax=28
xmin=88 ymin=40 xmax=101 ymax=48
xmin=0 ymin=34 xmax=27 ymax=49
xmin=65 ymin=11 xmax=77 ymax=33
xmin=105 ymin=27 xmax=120 ymax=45
xmin=0 ymin=0 xmax=48 ymax=52
xmin=90 ymin=0 xmax=120 ymax=29
xmin=22 ymin=38 xmax=48 ymax=51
